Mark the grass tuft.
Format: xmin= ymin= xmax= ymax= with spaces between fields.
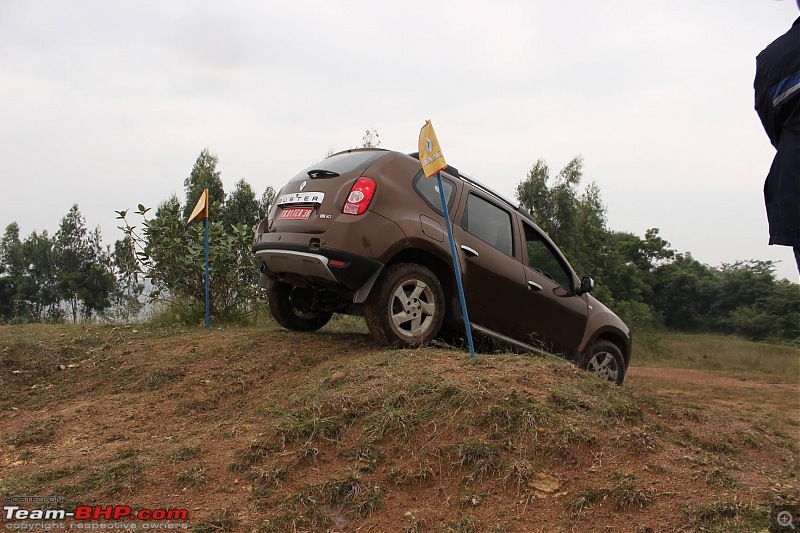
xmin=456 ymin=440 xmax=502 ymax=482
xmin=229 ymin=441 xmax=278 ymax=471
xmin=684 ymin=498 xmax=768 ymax=531
xmin=176 ymin=464 xmax=207 ymax=487
xmin=569 ymin=473 xmax=654 ymax=512
xmin=292 ymin=472 xmax=384 ymax=527
xmin=192 ymin=510 xmax=237 ymax=533
xmin=140 ymin=367 xmax=185 ymax=390
xmin=692 ymin=468 xmax=741 ymax=489
xmin=7 ymin=417 xmax=60 ymax=446
xmin=170 ymin=445 xmax=202 ymax=462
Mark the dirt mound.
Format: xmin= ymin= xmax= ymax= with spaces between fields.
xmin=1 ymin=324 xmax=797 ymax=531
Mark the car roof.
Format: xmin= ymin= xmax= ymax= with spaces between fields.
xmin=405 ymin=151 xmax=535 ymax=223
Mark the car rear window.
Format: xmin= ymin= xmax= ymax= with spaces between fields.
xmin=289 ymin=150 xmax=386 ymax=182
xmin=413 ymin=171 xmax=455 ymax=215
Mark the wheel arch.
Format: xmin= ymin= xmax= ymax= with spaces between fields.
xmin=589 ymin=329 xmax=631 ymax=369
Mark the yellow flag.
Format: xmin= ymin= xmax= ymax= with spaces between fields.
xmin=418 ymin=120 xmax=447 ymax=178
xmin=186 ymin=188 xmax=209 ymax=223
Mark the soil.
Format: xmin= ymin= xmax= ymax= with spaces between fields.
xmin=0 ymin=324 xmax=797 ymax=532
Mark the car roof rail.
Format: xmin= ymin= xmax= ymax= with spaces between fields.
xmin=516 ymin=206 xmax=535 ymax=222
xmin=405 ymin=151 xmax=523 ymax=212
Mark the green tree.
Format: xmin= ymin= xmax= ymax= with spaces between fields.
xmin=258 ymin=185 xmax=276 ymax=221
xmin=53 ymin=205 xmax=117 ymax=322
xmin=515 ymin=156 xmax=615 ymax=288
xmin=118 ymin=199 xmax=259 ymax=322
xmin=710 ymin=261 xmax=799 ymax=341
xmin=113 ymin=234 xmax=144 ymax=321
xmin=11 ymin=230 xmax=59 ymax=321
xmin=183 ymin=148 xmax=226 ymax=220
xmin=1 ymin=222 xmax=22 ymax=271
xmin=0 ymin=223 xmax=22 ymax=320
xmin=54 ymin=205 xmax=90 ymax=321
xmin=157 ymin=194 xmax=181 ymax=218
xmin=652 ymin=254 xmax=717 ymax=331
xmin=516 ymin=154 xmax=800 ymax=341
xmin=221 ymin=179 xmax=260 ymax=229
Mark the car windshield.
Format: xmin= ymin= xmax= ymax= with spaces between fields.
xmin=289 ymin=150 xmax=387 ymax=182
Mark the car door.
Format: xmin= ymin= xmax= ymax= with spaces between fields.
xmin=452 ymin=191 xmax=527 ymax=334
xmin=518 ymin=220 xmax=589 ymax=355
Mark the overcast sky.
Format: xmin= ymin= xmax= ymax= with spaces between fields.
xmin=1 ymin=1 xmax=798 ymax=281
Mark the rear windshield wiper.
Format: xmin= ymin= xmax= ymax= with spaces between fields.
xmin=307 ymin=169 xmax=340 ymax=179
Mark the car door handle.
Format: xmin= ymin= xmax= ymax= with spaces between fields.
xmin=528 ymin=280 xmax=542 ymax=291
xmin=460 ymin=245 xmax=479 ymax=257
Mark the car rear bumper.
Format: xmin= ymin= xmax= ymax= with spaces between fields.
xmin=252 ymin=242 xmax=383 ymax=292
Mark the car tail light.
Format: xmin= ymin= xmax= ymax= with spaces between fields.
xmin=342 ymin=177 xmax=376 ymax=215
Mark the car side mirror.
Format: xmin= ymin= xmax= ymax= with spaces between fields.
xmin=576 ymin=276 xmax=594 ymax=295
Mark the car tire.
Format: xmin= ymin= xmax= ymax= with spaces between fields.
xmin=365 ymin=263 xmax=445 ymax=347
xmin=578 ymin=340 xmax=626 ymax=385
xmin=268 ymin=281 xmax=333 ymax=332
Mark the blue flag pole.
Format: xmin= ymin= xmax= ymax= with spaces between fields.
xmin=435 ymin=171 xmax=475 ymax=357
xmin=204 ymin=216 xmax=210 ymax=331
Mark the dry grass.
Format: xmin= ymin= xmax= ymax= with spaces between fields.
xmin=633 ymin=332 xmax=799 ymax=383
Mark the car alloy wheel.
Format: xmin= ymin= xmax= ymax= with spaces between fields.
xmin=586 ymin=351 xmax=619 ymax=382
xmin=365 ymin=263 xmax=445 ymax=347
xmin=390 ymin=279 xmax=436 ymax=339
xmin=578 ymin=340 xmax=626 ymax=385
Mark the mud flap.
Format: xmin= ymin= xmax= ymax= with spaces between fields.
xmin=258 ymin=274 xmax=275 ymax=289
xmin=352 ymin=266 xmax=384 ymax=304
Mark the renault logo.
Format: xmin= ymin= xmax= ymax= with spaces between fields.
xmin=300 ymin=181 xmax=307 ymax=191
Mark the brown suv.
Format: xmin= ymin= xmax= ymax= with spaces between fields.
xmin=253 ymin=148 xmax=631 ymax=383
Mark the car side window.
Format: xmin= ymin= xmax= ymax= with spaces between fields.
xmin=462 ymin=193 xmax=514 ymax=257
xmin=412 ymin=171 xmax=455 ymax=216
xmin=523 ymin=223 xmax=572 ymax=290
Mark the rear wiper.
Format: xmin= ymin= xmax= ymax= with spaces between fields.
xmin=307 ymin=169 xmax=340 ymax=179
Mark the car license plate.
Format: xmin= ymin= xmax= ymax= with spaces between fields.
xmin=279 ymin=207 xmax=314 ymax=220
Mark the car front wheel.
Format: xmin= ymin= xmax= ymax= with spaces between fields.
xmin=365 ymin=263 xmax=445 ymax=347
xmin=578 ymin=340 xmax=626 ymax=385
xmin=268 ymin=281 xmax=333 ymax=331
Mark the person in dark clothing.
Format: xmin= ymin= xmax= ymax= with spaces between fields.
xmin=754 ymin=4 xmax=800 ymax=274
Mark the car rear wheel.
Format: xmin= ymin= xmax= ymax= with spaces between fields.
xmin=578 ymin=340 xmax=626 ymax=385
xmin=365 ymin=263 xmax=445 ymax=347
xmin=268 ymin=281 xmax=333 ymax=331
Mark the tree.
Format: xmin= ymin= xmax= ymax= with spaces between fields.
xmin=1 ymin=222 xmax=21 ymax=272
xmin=53 ymin=205 xmax=117 ymax=322
xmin=221 ymin=179 xmax=260 ymax=229
xmin=113 ymin=234 xmax=144 ymax=321
xmin=118 ymin=201 xmax=258 ymax=321
xmin=517 ymin=156 xmax=606 ymax=269
xmin=515 ymin=156 xmax=612 ymax=282
xmin=707 ymin=261 xmax=799 ymax=341
xmin=258 ymin=186 xmax=276 ymax=221
xmin=652 ymin=254 xmax=717 ymax=331
xmin=183 ymin=148 xmax=226 ymax=220
xmin=361 ymin=129 xmax=380 ymax=148
xmin=14 ymin=230 xmax=59 ymax=321
xmin=0 ymin=223 xmax=21 ymax=320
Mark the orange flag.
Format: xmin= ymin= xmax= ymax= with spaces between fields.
xmin=186 ymin=189 xmax=209 ymax=223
